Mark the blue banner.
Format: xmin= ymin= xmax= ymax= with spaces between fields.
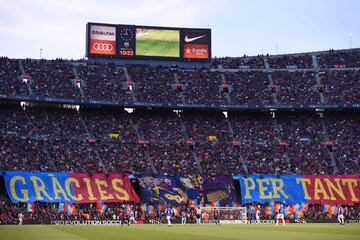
xmin=4 ymin=171 xmax=74 ymax=203
xmin=237 ymin=175 xmax=308 ymax=204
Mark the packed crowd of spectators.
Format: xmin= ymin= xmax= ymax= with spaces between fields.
xmin=272 ymin=71 xmax=321 ymax=104
xmin=317 ymin=49 xmax=360 ymax=68
xmin=1 ymin=50 xmax=360 ymax=106
xmin=225 ymin=71 xmax=271 ymax=104
xmin=0 ymin=106 xmax=358 ymax=175
xmin=128 ymin=65 xmax=182 ymax=104
xmin=321 ymin=70 xmax=360 ymax=104
xmin=0 ymin=57 xmax=27 ymax=96
xmin=178 ymin=70 xmax=228 ymax=104
xmin=77 ymin=64 xmax=132 ymax=102
xmin=23 ymin=59 xmax=80 ymax=99
xmin=267 ymin=54 xmax=313 ymax=69
xmin=212 ymin=55 xmax=265 ymax=69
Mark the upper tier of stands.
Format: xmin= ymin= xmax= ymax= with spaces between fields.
xmin=0 ymin=49 xmax=359 ymax=107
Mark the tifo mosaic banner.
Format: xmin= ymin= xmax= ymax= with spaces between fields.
xmin=4 ymin=171 xmax=140 ymax=203
xmin=137 ymin=175 xmax=237 ymax=205
xmin=4 ymin=171 xmax=359 ymax=205
xmin=237 ymin=174 xmax=360 ymax=205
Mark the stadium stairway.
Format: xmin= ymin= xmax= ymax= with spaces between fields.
xmin=311 ymin=54 xmax=319 ymax=69
xmin=26 ymin=113 xmax=57 ymax=170
xmin=177 ymin=114 xmax=203 ymax=174
xmin=263 ymin=56 xmax=270 ymax=70
xmin=267 ymin=73 xmax=278 ymax=104
xmin=227 ymin=117 xmax=248 ymax=173
xmin=79 ymin=114 xmax=107 ymax=173
xmin=173 ymin=71 xmax=186 ymax=103
xmin=131 ymin=119 xmax=158 ymax=174
xmin=191 ymin=145 xmax=203 ymax=174
xmin=123 ymin=66 xmax=137 ymax=103
xmin=320 ymin=116 xmax=338 ymax=173
xmin=314 ymin=71 xmax=326 ymax=104
xmin=18 ymin=60 xmax=34 ymax=96
xmin=220 ymin=71 xmax=232 ymax=104
xmin=72 ymin=66 xmax=85 ymax=98
xmin=178 ymin=115 xmax=189 ymax=139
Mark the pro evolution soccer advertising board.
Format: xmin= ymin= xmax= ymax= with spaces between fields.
xmin=86 ymin=22 xmax=211 ymax=61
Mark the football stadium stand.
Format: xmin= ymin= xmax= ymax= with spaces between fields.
xmin=0 ymin=49 xmax=359 ymax=224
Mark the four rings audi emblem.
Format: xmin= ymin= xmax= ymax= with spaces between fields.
xmin=93 ymin=43 xmax=113 ymax=51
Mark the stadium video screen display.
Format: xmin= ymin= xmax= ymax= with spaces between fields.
xmin=86 ymin=23 xmax=211 ymax=61
xmin=135 ymin=28 xmax=180 ymax=57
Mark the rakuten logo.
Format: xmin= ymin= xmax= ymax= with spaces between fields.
xmin=90 ymin=25 xmax=116 ymax=41
xmin=91 ymin=30 xmax=115 ymax=36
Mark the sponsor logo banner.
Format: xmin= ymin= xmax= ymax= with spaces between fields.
xmin=238 ymin=174 xmax=359 ymax=205
xmin=90 ymin=25 xmax=116 ymax=41
xmin=183 ymin=44 xmax=208 ymax=59
xmin=90 ymin=39 xmax=116 ymax=55
xmin=51 ymin=220 xmax=124 ymax=225
xmin=90 ymin=25 xmax=116 ymax=55
xmin=4 ymin=171 xmax=140 ymax=203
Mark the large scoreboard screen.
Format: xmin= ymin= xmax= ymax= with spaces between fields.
xmin=86 ymin=23 xmax=211 ymax=61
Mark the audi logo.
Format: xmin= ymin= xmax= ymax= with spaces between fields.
xmin=93 ymin=43 xmax=113 ymax=51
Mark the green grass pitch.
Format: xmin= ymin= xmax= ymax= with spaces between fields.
xmin=136 ymin=29 xmax=179 ymax=57
xmin=0 ymin=224 xmax=359 ymax=240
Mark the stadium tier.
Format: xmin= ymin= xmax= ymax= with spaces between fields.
xmin=0 ymin=49 xmax=360 ymax=107
xmin=0 ymin=48 xmax=359 ymax=225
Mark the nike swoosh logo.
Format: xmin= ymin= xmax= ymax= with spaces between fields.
xmin=184 ymin=35 xmax=206 ymax=43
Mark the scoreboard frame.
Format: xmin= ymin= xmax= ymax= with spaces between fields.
xmin=86 ymin=22 xmax=211 ymax=62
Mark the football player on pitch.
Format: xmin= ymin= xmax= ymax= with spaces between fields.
xmin=275 ymin=203 xmax=286 ymax=226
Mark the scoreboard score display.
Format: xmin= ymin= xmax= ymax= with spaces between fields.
xmin=86 ymin=23 xmax=211 ymax=61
